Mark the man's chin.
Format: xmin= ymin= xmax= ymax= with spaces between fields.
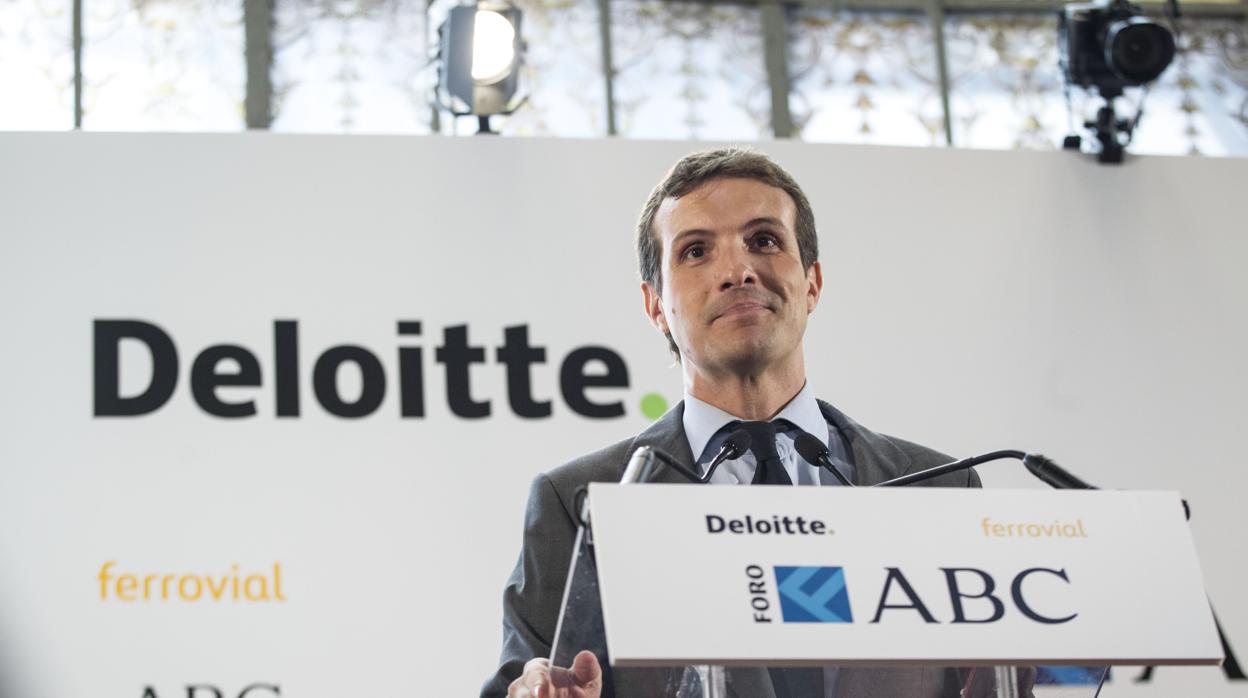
xmin=706 ymin=339 xmax=782 ymax=373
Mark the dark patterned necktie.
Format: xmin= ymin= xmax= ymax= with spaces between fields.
xmin=733 ymin=421 xmax=825 ymax=696
xmin=735 ymin=420 xmax=793 ymax=486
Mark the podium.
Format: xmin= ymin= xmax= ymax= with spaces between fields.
xmin=547 ymin=448 xmax=1222 ymax=698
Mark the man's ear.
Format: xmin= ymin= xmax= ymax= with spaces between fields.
xmin=641 ymin=281 xmax=669 ymax=335
xmin=805 ymin=261 xmax=823 ymax=314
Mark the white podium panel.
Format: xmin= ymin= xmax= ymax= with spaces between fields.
xmin=587 ymin=484 xmax=1222 ymax=668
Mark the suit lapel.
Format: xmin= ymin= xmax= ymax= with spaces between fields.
xmin=627 ymin=401 xmax=697 ymax=484
xmin=817 ymin=400 xmax=911 ymax=486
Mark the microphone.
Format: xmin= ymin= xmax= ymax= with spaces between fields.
xmin=702 ymin=428 xmax=752 ymax=482
xmin=793 ymin=432 xmax=855 ymax=487
xmin=871 ymin=449 xmax=1190 ymax=519
xmin=619 ymin=446 xmax=661 ymax=485
xmin=620 ymin=429 xmax=753 ymax=485
xmin=873 ymin=450 xmax=1026 ymax=487
xmin=873 ymin=450 xmax=1101 ymax=491
xmin=1022 ymin=453 xmax=1096 ymax=490
xmin=777 ymin=428 xmax=1105 ymax=500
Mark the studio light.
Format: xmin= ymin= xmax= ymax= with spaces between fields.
xmin=1058 ymin=0 xmax=1177 ymax=163
xmin=471 ymin=11 xmax=517 ymax=82
xmin=437 ymin=2 xmax=526 ymax=133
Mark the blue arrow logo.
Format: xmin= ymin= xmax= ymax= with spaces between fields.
xmin=775 ymin=566 xmax=853 ymax=623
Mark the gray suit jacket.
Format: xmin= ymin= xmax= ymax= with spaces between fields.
xmin=482 ymin=400 xmax=981 ymax=698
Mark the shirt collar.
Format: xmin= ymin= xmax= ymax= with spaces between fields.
xmin=682 ymin=381 xmax=826 ymax=462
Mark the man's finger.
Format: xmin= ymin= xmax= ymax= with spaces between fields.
xmin=527 ymin=672 xmax=552 ymax=697
xmin=517 ymin=658 xmax=552 ymax=698
xmin=549 ymin=650 xmax=602 ymax=691
xmin=508 ymin=675 xmax=535 ymax=698
xmin=571 ymin=650 xmax=603 ymax=688
xmin=522 ymin=657 xmax=552 ymax=675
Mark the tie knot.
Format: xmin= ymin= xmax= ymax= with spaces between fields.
xmin=731 ymin=420 xmax=791 ymax=466
xmin=729 ymin=420 xmax=792 ymax=485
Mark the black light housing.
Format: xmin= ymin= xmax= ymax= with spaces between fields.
xmin=437 ymin=2 xmax=525 ymax=127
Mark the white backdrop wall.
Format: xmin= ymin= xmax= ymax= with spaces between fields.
xmin=0 ymin=133 xmax=1245 ymax=697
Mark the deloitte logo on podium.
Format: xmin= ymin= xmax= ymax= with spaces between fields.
xmin=775 ymin=566 xmax=854 ymax=623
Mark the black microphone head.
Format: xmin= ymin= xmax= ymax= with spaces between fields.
xmin=793 ymin=432 xmax=830 ymax=465
xmin=1023 ymin=453 xmax=1096 ymax=490
xmin=722 ymin=428 xmax=752 ymax=459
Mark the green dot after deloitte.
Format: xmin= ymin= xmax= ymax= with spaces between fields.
xmin=92 ymin=319 xmax=638 ymax=420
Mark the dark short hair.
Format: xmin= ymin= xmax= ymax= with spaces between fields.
xmin=634 ymin=147 xmax=820 ymax=358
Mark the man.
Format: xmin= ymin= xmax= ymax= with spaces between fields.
xmin=482 ymin=148 xmax=981 ymax=698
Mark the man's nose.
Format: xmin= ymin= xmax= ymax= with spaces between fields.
xmin=717 ymin=244 xmax=757 ymax=291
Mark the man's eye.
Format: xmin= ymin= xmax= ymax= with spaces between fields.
xmin=683 ymin=244 xmax=705 ymax=259
xmin=752 ymin=233 xmax=779 ymax=249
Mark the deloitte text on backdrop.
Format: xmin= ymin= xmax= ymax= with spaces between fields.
xmin=93 ymin=320 xmax=643 ymax=420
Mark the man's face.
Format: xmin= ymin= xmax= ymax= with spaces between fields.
xmin=642 ymin=177 xmax=822 ymax=376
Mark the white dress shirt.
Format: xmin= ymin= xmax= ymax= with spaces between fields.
xmin=682 ymin=381 xmax=855 ymax=486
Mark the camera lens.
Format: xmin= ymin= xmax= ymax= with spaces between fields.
xmin=1106 ymin=18 xmax=1176 ymax=83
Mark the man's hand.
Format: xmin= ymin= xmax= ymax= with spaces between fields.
xmin=507 ymin=650 xmax=602 ymax=698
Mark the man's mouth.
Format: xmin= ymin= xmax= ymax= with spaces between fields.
xmin=714 ymin=301 xmax=773 ymax=321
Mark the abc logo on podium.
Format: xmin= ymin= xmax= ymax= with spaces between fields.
xmin=775 ymin=566 xmax=854 ymax=623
